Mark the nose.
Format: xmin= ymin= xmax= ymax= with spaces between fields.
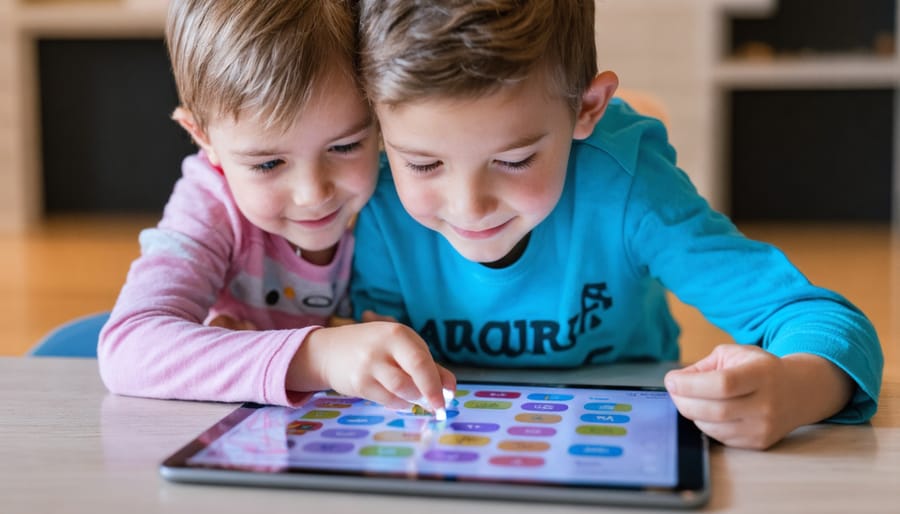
xmin=291 ymin=162 xmax=334 ymax=207
xmin=445 ymin=169 xmax=497 ymax=223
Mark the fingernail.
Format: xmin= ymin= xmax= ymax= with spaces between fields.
xmin=442 ymin=388 xmax=455 ymax=407
xmin=434 ymin=408 xmax=447 ymax=421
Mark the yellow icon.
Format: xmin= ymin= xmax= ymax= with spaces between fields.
xmin=439 ymin=434 xmax=491 ymax=446
xmin=497 ymin=440 xmax=550 ymax=452
xmin=514 ymin=413 xmax=562 ymax=424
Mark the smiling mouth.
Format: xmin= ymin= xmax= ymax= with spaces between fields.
xmin=292 ymin=208 xmax=341 ymax=229
xmin=450 ymin=219 xmax=512 ymax=240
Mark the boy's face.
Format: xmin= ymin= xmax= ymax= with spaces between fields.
xmin=375 ymin=73 xmax=612 ymax=266
xmin=198 ymin=72 xmax=379 ymax=265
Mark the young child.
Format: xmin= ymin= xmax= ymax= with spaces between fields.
xmin=98 ymin=0 xmax=453 ymax=415
xmin=350 ymin=0 xmax=883 ymax=449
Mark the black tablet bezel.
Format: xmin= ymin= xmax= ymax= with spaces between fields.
xmin=160 ymin=382 xmax=709 ymax=508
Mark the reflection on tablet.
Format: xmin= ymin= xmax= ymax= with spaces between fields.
xmin=161 ymin=382 xmax=709 ymax=508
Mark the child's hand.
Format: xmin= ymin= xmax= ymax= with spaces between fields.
xmin=665 ymin=344 xmax=854 ymax=450
xmin=207 ymin=315 xmax=258 ymax=331
xmin=289 ymin=321 xmax=455 ymax=414
xmin=665 ymin=344 xmax=791 ymax=449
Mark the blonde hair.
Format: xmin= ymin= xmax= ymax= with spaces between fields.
xmin=166 ymin=0 xmax=358 ymax=133
xmin=359 ymin=0 xmax=597 ymax=112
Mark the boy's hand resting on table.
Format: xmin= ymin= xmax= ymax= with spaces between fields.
xmin=287 ymin=312 xmax=455 ymax=415
xmin=664 ymin=344 xmax=855 ymax=450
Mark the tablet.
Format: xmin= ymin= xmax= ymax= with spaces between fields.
xmin=161 ymin=382 xmax=709 ymax=508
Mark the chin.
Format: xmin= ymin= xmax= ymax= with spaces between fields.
xmin=448 ymin=240 xmax=513 ymax=264
xmin=296 ymin=232 xmax=342 ymax=252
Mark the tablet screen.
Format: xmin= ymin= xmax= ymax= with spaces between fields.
xmin=161 ymin=382 xmax=709 ymax=508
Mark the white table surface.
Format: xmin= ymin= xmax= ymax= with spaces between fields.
xmin=2 ymin=357 xmax=897 ymax=513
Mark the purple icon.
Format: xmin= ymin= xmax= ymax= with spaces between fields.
xmin=507 ymin=426 xmax=557 ymax=437
xmin=475 ymin=390 xmax=521 ymax=399
xmin=301 ymin=442 xmax=354 ymax=454
xmin=449 ymin=422 xmax=500 ymax=433
xmin=321 ymin=428 xmax=369 ymax=439
xmin=424 ymin=450 xmax=479 ymax=463
xmin=522 ymin=402 xmax=568 ymax=412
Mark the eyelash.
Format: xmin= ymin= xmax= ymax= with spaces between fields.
xmin=331 ymin=141 xmax=363 ymax=154
xmin=251 ymin=159 xmax=284 ymax=173
xmin=496 ymin=154 xmax=535 ymax=171
xmin=406 ymin=161 xmax=442 ymax=174
xmin=406 ymin=155 xmax=536 ymax=175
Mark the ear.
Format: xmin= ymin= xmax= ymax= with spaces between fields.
xmin=573 ymin=71 xmax=619 ymax=140
xmin=172 ymin=107 xmax=220 ymax=165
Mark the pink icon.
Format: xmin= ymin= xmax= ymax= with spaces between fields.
xmin=474 ymin=390 xmax=521 ymax=399
xmin=507 ymin=426 xmax=556 ymax=437
xmin=489 ymin=455 xmax=544 ymax=467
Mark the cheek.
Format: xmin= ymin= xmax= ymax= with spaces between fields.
xmin=394 ymin=177 xmax=442 ymax=220
xmin=335 ymin=148 xmax=381 ymax=198
xmin=507 ymin=166 xmax=566 ymax=217
xmin=349 ymin=157 xmax=381 ymax=198
xmin=228 ymin=179 xmax=283 ymax=221
xmin=534 ymin=176 xmax=566 ymax=213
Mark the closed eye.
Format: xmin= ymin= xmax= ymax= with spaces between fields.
xmin=495 ymin=154 xmax=535 ymax=171
xmin=406 ymin=161 xmax=442 ymax=174
xmin=330 ymin=141 xmax=363 ymax=154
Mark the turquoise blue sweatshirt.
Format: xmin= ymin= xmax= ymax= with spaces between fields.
xmin=351 ymin=100 xmax=883 ymax=423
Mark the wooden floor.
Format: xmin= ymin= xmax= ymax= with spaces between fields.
xmin=1 ymin=216 xmax=897 ymax=380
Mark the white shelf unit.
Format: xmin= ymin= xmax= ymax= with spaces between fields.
xmin=714 ymin=56 xmax=900 ymax=89
xmin=14 ymin=2 xmax=167 ymax=36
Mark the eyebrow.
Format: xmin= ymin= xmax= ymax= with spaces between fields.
xmin=387 ymin=131 xmax=548 ymax=156
xmin=232 ymin=116 xmax=373 ymax=158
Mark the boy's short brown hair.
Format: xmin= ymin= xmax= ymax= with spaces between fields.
xmin=359 ymin=0 xmax=597 ymax=111
xmin=167 ymin=0 xmax=358 ymax=133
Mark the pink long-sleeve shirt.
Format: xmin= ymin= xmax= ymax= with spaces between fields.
xmin=98 ymin=153 xmax=354 ymax=406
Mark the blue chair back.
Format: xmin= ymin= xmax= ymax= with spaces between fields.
xmin=29 ymin=312 xmax=110 ymax=358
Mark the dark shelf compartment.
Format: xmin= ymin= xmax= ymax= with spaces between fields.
xmin=39 ymin=38 xmax=193 ymax=215
xmin=729 ymin=0 xmax=896 ymax=57
xmin=728 ymin=88 xmax=893 ymax=222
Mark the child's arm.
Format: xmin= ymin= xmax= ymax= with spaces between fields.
xmin=286 ymin=321 xmax=456 ymax=414
xmin=664 ymin=344 xmax=854 ymax=450
xmin=618 ymin=117 xmax=882 ymax=447
xmin=99 ymin=155 xmax=319 ymax=406
xmin=99 ymin=238 xmax=319 ymax=405
xmin=210 ymin=306 xmax=455 ymax=412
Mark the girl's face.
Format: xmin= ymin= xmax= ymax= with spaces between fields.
xmin=202 ymin=72 xmax=379 ymax=265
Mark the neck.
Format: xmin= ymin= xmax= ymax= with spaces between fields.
xmin=296 ymin=244 xmax=337 ymax=266
xmin=481 ymin=232 xmax=531 ymax=269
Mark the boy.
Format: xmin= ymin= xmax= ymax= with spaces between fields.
xmin=350 ymin=0 xmax=883 ymax=449
xmin=98 ymin=0 xmax=453 ymax=415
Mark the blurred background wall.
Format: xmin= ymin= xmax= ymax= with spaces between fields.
xmin=0 ymin=0 xmax=897 ymax=230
